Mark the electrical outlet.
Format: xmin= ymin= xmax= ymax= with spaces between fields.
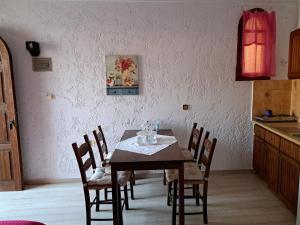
xmin=183 ymin=104 xmax=189 ymax=110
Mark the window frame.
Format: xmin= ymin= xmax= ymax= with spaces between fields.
xmin=235 ymin=8 xmax=270 ymax=81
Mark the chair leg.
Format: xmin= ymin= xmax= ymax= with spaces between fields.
xmin=195 ymin=185 xmax=200 ymax=206
xmin=117 ymin=185 xmax=123 ymax=225
xmin=124 ymin=185 xmax=129 ymax=210
xmin=203 ymin=183 xmax=208 ymax=224
xmin=130 ymin=178 xmax=135 ymax=200
xmin=172 ymin=180 xmax=178 ymax=225
xmin=163 ymin=170 xmax=166 ymax=185
xmin=131 ymin=170 xmax=136 ymax=185
xmin=167 ymin=181 xmax=172 ymax=206
xmin=203 ymin=195 xmax=208 ymax=224
xmin=96 ymin=190 xmax=100 ymax=211
xmin=104 ymin=188 xmax=108 ymax=200
xmin=84 ymin=188 xmax=91 ymax=225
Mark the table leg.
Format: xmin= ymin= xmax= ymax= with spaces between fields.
xmin=111 ymin=167 xmax=119 ymax=225
xmin=178 ymin=162 xmax=185 ymax=225
xmin=117 ymin=184 xmax=123 ymax=225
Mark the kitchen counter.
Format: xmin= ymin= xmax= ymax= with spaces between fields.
xmin=253 ymin=120 xmax=300 ymax=145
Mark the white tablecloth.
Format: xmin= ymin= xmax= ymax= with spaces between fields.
xmin=115 ymin=135 xmax=177 ymax=155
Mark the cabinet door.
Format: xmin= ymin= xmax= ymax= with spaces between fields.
xmin=265 ymin=144 xmax=279 ymax=193
xmin=288 ymin=28 xmax=300 ymax=79
xmin=253 ymin=136 xmax=266 ymax=178
xmin=278 ymin=153 xmax=299 ymax=214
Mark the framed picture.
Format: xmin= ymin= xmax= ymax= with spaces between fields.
xmin=106 ymin=55 xmax=139 ymax=95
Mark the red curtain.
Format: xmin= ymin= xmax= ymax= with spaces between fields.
xmin=241 ymin=11 xmax=276 ymax=77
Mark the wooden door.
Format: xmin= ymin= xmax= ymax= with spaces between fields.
xmin=253 ymin=136 xmax=266 ymax=179
xmin=0 ymin=37 xmax=23 ymax=191
xmin=265 ymin=143 xmax=279 ymax=193
xmin=278 ymin=153 xmax=299 ymax=214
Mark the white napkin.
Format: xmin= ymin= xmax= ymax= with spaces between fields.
xmin=89 ymin=170 xmax=105 ymax=181
xmin=115 ymin=135 xmax=177 ymax=155
xmin=105 ymin=152 xmax=113 ymax=160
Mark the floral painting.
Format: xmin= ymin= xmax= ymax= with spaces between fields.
xmin=106 ymin=55 xmax=139 ymax=95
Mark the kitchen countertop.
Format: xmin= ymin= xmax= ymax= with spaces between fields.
xmin=253 ymin=120 xmax=300 ymax=146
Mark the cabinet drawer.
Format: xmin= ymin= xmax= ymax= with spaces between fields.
xmin=254 ymin=125 xmax=265 ymax=139
xmin=280 ymin=138 xmax=300 ymax=162
xmin=265 ymin=130 xmax=280 ymax=148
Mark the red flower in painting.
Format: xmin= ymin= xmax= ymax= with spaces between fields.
xmin=115 ymin=57 xmax=136 ymax=73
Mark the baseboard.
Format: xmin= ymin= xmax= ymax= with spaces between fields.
xmin=24 ymin=178 xmax=81 ymax=185
xmin=24 ymin=169 xmax=254 ymax=185
xmin=210 ymin=169 xmax=254 ymax=175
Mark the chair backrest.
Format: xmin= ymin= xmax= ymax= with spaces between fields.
xmin=197 ymin=131 xmax=217 ymax=179
xmin=72 ymin=135 xmax=97 ymax=185
xmin=187 ymin=123 xmax=204 ymax=160
xmin=93 ymin=125 xmax=108 ymax=162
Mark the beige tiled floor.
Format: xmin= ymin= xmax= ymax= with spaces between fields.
xmin=0 ymin=173 xmax=296 ymax=225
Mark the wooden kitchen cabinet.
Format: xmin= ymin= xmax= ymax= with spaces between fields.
xmin=278 ymin=153 xmax=299 ymax=214
xmin=253 ymin=124 xmax=300 ymax=214
xmin=288 ymin=28 xmax=300 ymax=79
xmin=253 ymin=136 xmax=266 ymax=178
xmin=265 ymin=143 xmax=279 ymax=193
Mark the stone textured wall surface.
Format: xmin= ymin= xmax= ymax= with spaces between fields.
xmin=0 ymin=0 xmax=297 ymax=180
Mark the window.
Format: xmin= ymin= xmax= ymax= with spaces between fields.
xmin=236 ymin=8 xmax=276 ymax=81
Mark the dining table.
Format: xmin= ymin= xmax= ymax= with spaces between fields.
xmin=110 ymin=129 xmax=185 ymax=225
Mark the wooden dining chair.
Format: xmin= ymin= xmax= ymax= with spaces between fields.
xmin=166 ymin=131 xmax=210 ymax=206
xmin=72 ymin=137 xmax=131 ymax=225
xmin=163 ymin=123 xmax=203 ymax=185
xmin=165 ymin=132 xmax=217 ymax=225
xmin=93 ymin=125 xmax=135 ymax=200
xmin=182 ymin=123 xmax=204 ymax=161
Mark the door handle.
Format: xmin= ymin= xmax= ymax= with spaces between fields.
xmin=8 ymin=120 xmax=15 ymax=130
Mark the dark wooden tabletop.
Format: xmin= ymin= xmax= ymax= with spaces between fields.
xmin=109 ymin=129 xmax=185 ymax=164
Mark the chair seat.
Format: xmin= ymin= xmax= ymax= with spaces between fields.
xmin=180 ymin=148 xmax=194 ymax=161
xmin=87 ymin=171 xmax=131 ymax=189
xmin=165 ymin=162 xmax=205 ymax=184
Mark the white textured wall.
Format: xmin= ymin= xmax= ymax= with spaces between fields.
xmin=0 ymin=0 xmax=297 ymax=181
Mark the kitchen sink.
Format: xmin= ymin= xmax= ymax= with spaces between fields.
xmin=275 ymin=127 xmax=300 ymax=133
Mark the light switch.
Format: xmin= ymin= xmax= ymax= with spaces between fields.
xmin=46 ymin=93 xmax=55 ymax=100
